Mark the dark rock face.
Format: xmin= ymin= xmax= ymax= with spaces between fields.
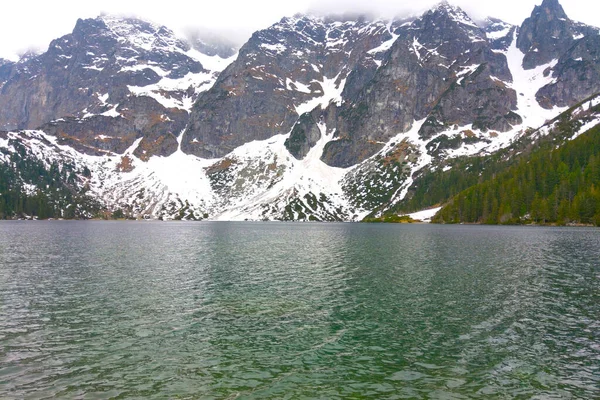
xmin=41 ymin=116 xmax=140 ymax=156
xmin=516 ymin=0 xmax=597 ymax=69
xmin=420 ymin=62 xmax=521 ymax=138
xmin=285 ymin=111 xmax=321 ymax=160
xmin=0 ymin=59 xmax=13 ymax=83
xmin=39 ymin=96 xmax=188 ymax=158
xmin=536 ymin=35 xmax=600 ymax=109
xmin=182 ymin=15 xmax=393 ymax=158
xmin=322 ymin=3 xmax=518 ymax=167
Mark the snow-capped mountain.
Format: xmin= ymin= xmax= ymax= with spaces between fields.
xmin=0 ymin=16 xmax=236 ymax=159
xmin=1 ymin=0 xmax=599 ymax=221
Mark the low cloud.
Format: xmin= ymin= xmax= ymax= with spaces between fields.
xmin=0 ymin=0 xmax=598 ymax=61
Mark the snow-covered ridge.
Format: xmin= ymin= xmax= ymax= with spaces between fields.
xmin=100 ymin=15 xmax=187 ymax=52
xmin=432 ymin=1 xmax=480 ymax=29
xmin=74 ymin=15 xmax=239 ymax=114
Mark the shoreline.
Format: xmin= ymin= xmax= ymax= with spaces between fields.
xmin=2 ymin=218 xmax=597 ymax=228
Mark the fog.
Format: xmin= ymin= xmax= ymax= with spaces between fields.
xmin=0 ymin=0 xmax=598 ymax=61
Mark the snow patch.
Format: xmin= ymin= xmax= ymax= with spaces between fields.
xmin=120 ymin=64 xmax=169 ymax=78
xmin=295 ymin=75 xmax=346 ymax=115
xmin=572 ymin=117 xmax=600 ymax=140
xmin=186 ymin=49 xmax=237 ymax=72
xmin=367 ymin=33 xmax=398 ymax=54
xmin=456 ymin=64 xmax=481 ymax=85
xmin=505 ymin=31 xmax=566 ymax=130
xmin=128 ymin=70 xmax=215 ymax=111
xmin=213 ymin=123 xmax=351 ymax=221
xmin=261 ymin=43 xmax=287 ymax=54
xmin=486 ymin=26 xmax=512 ymax=40
xmin=286 ymin=78 xmax=312 ymax=94
xmin=407 ymin=207 xmax=442 ymax=222
xmin=101 ymin=104 xmax=120 ymax=118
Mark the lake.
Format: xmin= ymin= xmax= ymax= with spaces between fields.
xmin=1 ymin=222 xmax=599 ymax=398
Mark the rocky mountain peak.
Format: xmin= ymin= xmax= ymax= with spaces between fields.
xmin=428 ymin=1 xmax=478 ymax=26
xmin=516 ymin=0 xmax=576 ymax=69
xmin=399 ymin=0 xmax=487 ymax=62
xmin=0 ymin=11 xmax=233 ymax=159
xmin=181 ymin=13 xmax=395 ymax=159
xmin=97 ymin=15 xmax=190 ymax=53
xmin=413 ymin=1 xmax=486 ymax=46
xmin=539 ymin=0 xmax=568 ymax=19
xmin=72 ymin=17 xmax=108 ymax=35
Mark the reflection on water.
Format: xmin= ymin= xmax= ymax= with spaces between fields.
xmin=1 ymin=222 xmax=599 ymax=398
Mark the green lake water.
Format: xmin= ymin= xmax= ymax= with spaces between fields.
xmin=1 ymin=222 xmax=599 ymax=398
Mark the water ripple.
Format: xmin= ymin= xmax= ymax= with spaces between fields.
xmin=0 ymin=222 xmax=599 ymax=398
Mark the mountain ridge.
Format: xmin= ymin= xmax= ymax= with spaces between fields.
xmin=0 ymin=1 xmax=599 ymax=221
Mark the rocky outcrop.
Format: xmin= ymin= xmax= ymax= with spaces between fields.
xmin=181 ymin=15 xmax=394 ymax=159
xmin=0 ymin=59 xmax=13 ymax=85
xmin=285 ymin=112 xmax=321 ymax=160
xmin=41 ymin=116 xmax=139 ymax=156
xmin=536 ymin=35 xmax=600 ymax=109
xmin=516 ymin=0 xmax=598 ymax=69
xmin=420 ymin=62 xmax=521 ymax=137
xmin=322 ymin=2 xmax=518 ymax=167
xmin=40 ymin=95 xmax=188 ymax=157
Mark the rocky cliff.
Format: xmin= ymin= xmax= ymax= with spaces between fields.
xmin=181 ymin=15 xmax=393 ymax=158
xmin=323 ymin=3 xmax=520 ymax=168
xmin=0 ymin=16 xmax=234 ymax=158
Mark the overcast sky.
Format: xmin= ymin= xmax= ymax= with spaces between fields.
xmin=1 ymin=0 xmax=599 ymax=60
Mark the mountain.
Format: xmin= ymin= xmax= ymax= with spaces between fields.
xmin=0 ymin=1 xmax=599 ymax=222
xmin=0 ymin=16 xmax=235 ymax=159
xmin=182 ymin=14 xmax=394 ymax=159
xmin=517 ymin=0 xmax=598 ymax=69
xmin=322 ymin=2 xmax=518 ymax=168
xmin=432 ymin=94 xmax=600 ymax=224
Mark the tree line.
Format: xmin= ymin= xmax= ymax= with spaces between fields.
xmin=433 ymin=124 xmax=600 ymax=225
xmin=0 ymin=140 xmax=98 ymax=219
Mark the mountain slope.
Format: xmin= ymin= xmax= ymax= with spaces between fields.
xmin=321 ymin=3 xmax=519 ymax=168
xmin=390 ymin=93 xmax=600 ymax=216
xmin=432 ymin=95 xmax=600 ymax=225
